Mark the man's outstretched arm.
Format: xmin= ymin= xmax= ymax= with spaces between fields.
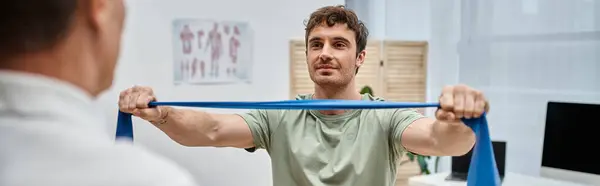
xmin=150 ymin=106 xmax=255 ymax=148
xmin=118 ymin=86 xmax=260 ymax=149
xmin=400 ymin=117 xmax=476 ymax=156
xmin=394 ymin=84 xmax=488 ymax=156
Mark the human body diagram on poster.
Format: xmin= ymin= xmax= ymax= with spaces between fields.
xmin=173 ymin=19 xmax=253 ymax=85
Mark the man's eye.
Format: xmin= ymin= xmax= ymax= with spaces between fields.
xmin=335 ymin=43 xmax=346 ymax=48
xmin=311 ymin=43 xmax=322 ymax=47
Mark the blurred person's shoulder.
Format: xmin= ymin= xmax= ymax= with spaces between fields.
xmin=0 ymin=71 xmax=199 ymax=186
xmin=109 ymin=139 xmax=201 ymax=186
xmin=0 ymin=118 xmax=199 ymax=186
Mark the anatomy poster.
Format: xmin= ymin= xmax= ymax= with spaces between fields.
xmin=172 ymin=19 xmax=253 ymax=85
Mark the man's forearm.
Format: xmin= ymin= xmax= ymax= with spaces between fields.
xmin=149 ymin=106 xmax=219 ymax=146
xmin=430 ymin=120 xmax=476 ymax=156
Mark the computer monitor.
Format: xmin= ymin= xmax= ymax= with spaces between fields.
xmin=447 ymin=141 xmax=506 ymax=181
xmin=541 ymin=101 xmax=600 ymax=185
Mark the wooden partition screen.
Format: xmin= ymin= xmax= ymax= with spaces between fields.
xmin=289 ymin=39 xmax=428 ymax=103
xmin=381 ymin=40 xmax=428 ymax=103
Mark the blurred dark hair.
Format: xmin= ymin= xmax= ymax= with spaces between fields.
xmin=0 ymin=0 xmax=78 ymax=59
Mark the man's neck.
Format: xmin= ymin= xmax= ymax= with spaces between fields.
xmin=312 ymin=83 xmax=362 ymax=115
xmin=312 ymin=83 xmax=362 ymax=100
xmin=0 ymin=49 xmax=98 ymax=98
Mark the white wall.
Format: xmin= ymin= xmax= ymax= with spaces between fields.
xmin=384 ymin=0 xmax=431 ymax=41
xmin=345 ymin=0 xmax=431 ymax=40
xmin=459 ymin=0 xmax=600 ymax=177
xmin=431 ymin=0 xmax=600 ymax=178
xmin=350 ymin=0 xmax=600 ymax=180
xmin=98 ymin=0 xmax=343 ymax=185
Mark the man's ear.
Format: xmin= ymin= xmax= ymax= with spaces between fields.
xmin=83 ymin=0 xmax=109 ymax=31
xmin=355 ymin=50 xmax=366 ymax=68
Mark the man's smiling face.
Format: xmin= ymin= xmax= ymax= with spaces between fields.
xmin=306 ymin=22 xmax=365 ymax=87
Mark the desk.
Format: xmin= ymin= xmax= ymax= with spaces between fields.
xmin=408 ymin=172 xmax=588 ymax=186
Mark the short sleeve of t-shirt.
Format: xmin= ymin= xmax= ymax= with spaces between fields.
xmin=236 ymin=109 xmax=279 ymax=152
xmin=388 ymin=109 xmax=426 ymax=155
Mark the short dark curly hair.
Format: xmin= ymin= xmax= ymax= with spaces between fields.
xmin=303 ymin=5 xmax=369 ymax=73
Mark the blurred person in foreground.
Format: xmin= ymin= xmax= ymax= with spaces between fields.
xmin=118 ymin=5 xmax=490 ymax=186
xmin=0 ymin=0 xmax=198 ymax=186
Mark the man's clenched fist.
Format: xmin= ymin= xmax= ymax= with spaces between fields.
xmin=118 ymin=85 xmax=163 ymax=122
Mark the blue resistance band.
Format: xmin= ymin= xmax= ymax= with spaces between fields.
xmin=115 ymin=99 xmax=500 ymax=186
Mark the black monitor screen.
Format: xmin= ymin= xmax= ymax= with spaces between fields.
xmin=542 ymin=101 xmax=600 ymax=175
xmin=452 ymin=141 xmax=506 ymax=176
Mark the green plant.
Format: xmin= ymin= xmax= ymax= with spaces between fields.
xmin=359 ymin=86 xmax=374 ymax=95
xmin=402 ymin=152 xmax=434 ymax=175
xmin=359 ymin=85 xmax=439 ymax=175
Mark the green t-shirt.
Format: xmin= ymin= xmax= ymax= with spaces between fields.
xmin=237 ymin=93 xmax=425 ymax=186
